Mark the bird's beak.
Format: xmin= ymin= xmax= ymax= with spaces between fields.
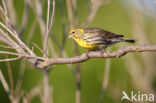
xmin=68 ymin=34 xmax=73 ymax=38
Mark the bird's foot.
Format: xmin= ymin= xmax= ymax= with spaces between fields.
xmin=85 ymin=50 xmax=90 ymax=57
xmin=100 ymin=49 xmax=106 ymax=57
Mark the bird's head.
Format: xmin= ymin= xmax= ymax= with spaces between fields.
xmin=68 ymin=29 xmax=84 ymax=39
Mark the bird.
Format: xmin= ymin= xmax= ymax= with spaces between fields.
xmin=68 ymin=28 xmax=135 ymax=52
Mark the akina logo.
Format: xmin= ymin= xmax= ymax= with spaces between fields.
xmin=121 ymin=91 xmax=154 ymax=102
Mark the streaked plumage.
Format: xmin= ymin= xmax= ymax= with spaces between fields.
xmin=69 ymin=28 xmax=135 ymax=50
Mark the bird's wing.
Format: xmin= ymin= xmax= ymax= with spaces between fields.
xmin=83 ymin=34 xmax=108 ymax=45
xmin=83 ymin=28 xmax=124 ymax=45
xmin=99 ymin=30 xmax=124 ymax=38
xmin=84 ymin=28 xmax=124 ymax=38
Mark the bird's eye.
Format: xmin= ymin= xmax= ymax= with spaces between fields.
xmin=72 ymin=31 xmax=75 ymax=34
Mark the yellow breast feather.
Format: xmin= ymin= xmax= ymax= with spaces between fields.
xmin=74 ymin=38 xmax=98 ymax=50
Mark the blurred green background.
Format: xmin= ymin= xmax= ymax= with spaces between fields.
xmin=0 ymin=0 xmax=156 ymax=103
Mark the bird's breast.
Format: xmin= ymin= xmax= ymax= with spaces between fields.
xmin=74 ymin=38 xmax=98 ymax=50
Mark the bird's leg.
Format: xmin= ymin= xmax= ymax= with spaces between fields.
xmin=85 ymin=50 xmax=90 ymax=57
xmin=100 ymin=46 xmax=107 ymax=57
xmin=100 ymin=49 xmax=106 ymax=57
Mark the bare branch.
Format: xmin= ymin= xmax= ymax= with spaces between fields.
xmin=103 ymin=59 xmax=111 ymax=90
xmin=2 ymin=0 xmax=8 ymax=16
xmin=6 ymin=0 xmax=17 ymax=24
xmin=33 ymin=0 xmax=46 ymax=35
xmin=47 ymin=0 xmax=55 ymax=34
xmin=42 ymin=1 xmax=55 ymax=103
xmin=43 ymin=0 xmax=55 ymax=56
xmin=36 ymin=44 xmax=156 ymax=69
xmin=32 ymin=43 xmax=45 ymax=55
xmin=28 ymin=85 xmax=41 ymax=100
xmin=19 ymin=0 xmax=30 ymax=36
xmin=42 ymin=70 xmax=52 ymax=103
xmin=0 ymin=21 xmax=35 ymax=56
xmin=0 ymin=56 xmax=22 ymax=62
xmin=43 ymin=0 xmax=51 ymax=56
xmin=0 ymin=44 xmax=16 ymax=49
xmin=97 ymin=59 xmax=111 ymax=103
xmin=66 ymin=0 xmax=74 ymax=28
xmin=6 ymin=56 xmax=14 ymax=95
xmin=15 ymin=60 xmax=26 ymax=98
xmin=0 ymin=51 xmax=19 ymax=56
xmin=0 ymin=69 xmax=9 ymax=93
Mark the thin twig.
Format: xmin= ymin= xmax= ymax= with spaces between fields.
xmin=103 ymin=59 xmax=111 ymax=90
xmin=42 ymin=70 xmax=52 ymax=103
xmin=15 ymin=20 xmax=37 ymax=98
xmin=97 ymin=59 xmax=111 ymax=103
xmin=6 ymin=56 xmax=14 ymax=95
xmin=0 ymin=56 xmax=22 ymax=62
xmin=0 ymin=51 xmax=45 ymax=62
xmin=0 ymin=21 xmax=35 ymax=56
xmin=66 ymin=0 xmax=81 ymax=102
xmin=6 ymin=0 xmax=17 ymax=24
xmin=42 ymin=1 xmax=55 ymax=103
xmin=15 ymin=60 xmax=26 ymax=97
xmin=0 ymin=44 xmax=16 ymax=49
xmin=26 ymin=20 xmax=37 ymax=44
xmin=66 ymin=0 xmax=74 ymax=28
xmin=32 ymin=43 xmax=45 ymax=56
xmin=33 ymin=0 xmax=46 ymax=35
xmin=0 ymin=51 xmax=20 ymax=56
xmin=47 ymin=0 xmax=55 ymax=34
xmin=76 ymin=68 xmax=81 ymax=103
xmin=43 ymin=0 xmax=50 ymax=56
xmin=19 ymin=0 xmax=30 ymax=36
xmin=2 ymin=0 xmax=8 ymax=16
xmin=0 ymin=28 xmax=20 ymax=49
xmin=0 ymin=69 xmax=9 ymax=93
xmin=23 ymin=82 xmax=41 ymax=102
xmin=43 ymin=0 xmax=55 ymax=57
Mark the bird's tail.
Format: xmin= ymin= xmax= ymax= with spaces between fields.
xmin=124 ymin=39 xmax=135 ymax=43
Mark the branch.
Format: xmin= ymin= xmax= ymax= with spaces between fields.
xmin=43 ymin=0 xmax=55 ymax=56
xmin=0 ymin=56 xmax=22 ymax=62
xmin=37 ymin=44 xmax=156 ymax=69
xmin=0 ymin=69 xmax=9 ymax=93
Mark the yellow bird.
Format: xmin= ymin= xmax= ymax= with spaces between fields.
xmin=69 ymin=28 xmax=135 ymax=51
